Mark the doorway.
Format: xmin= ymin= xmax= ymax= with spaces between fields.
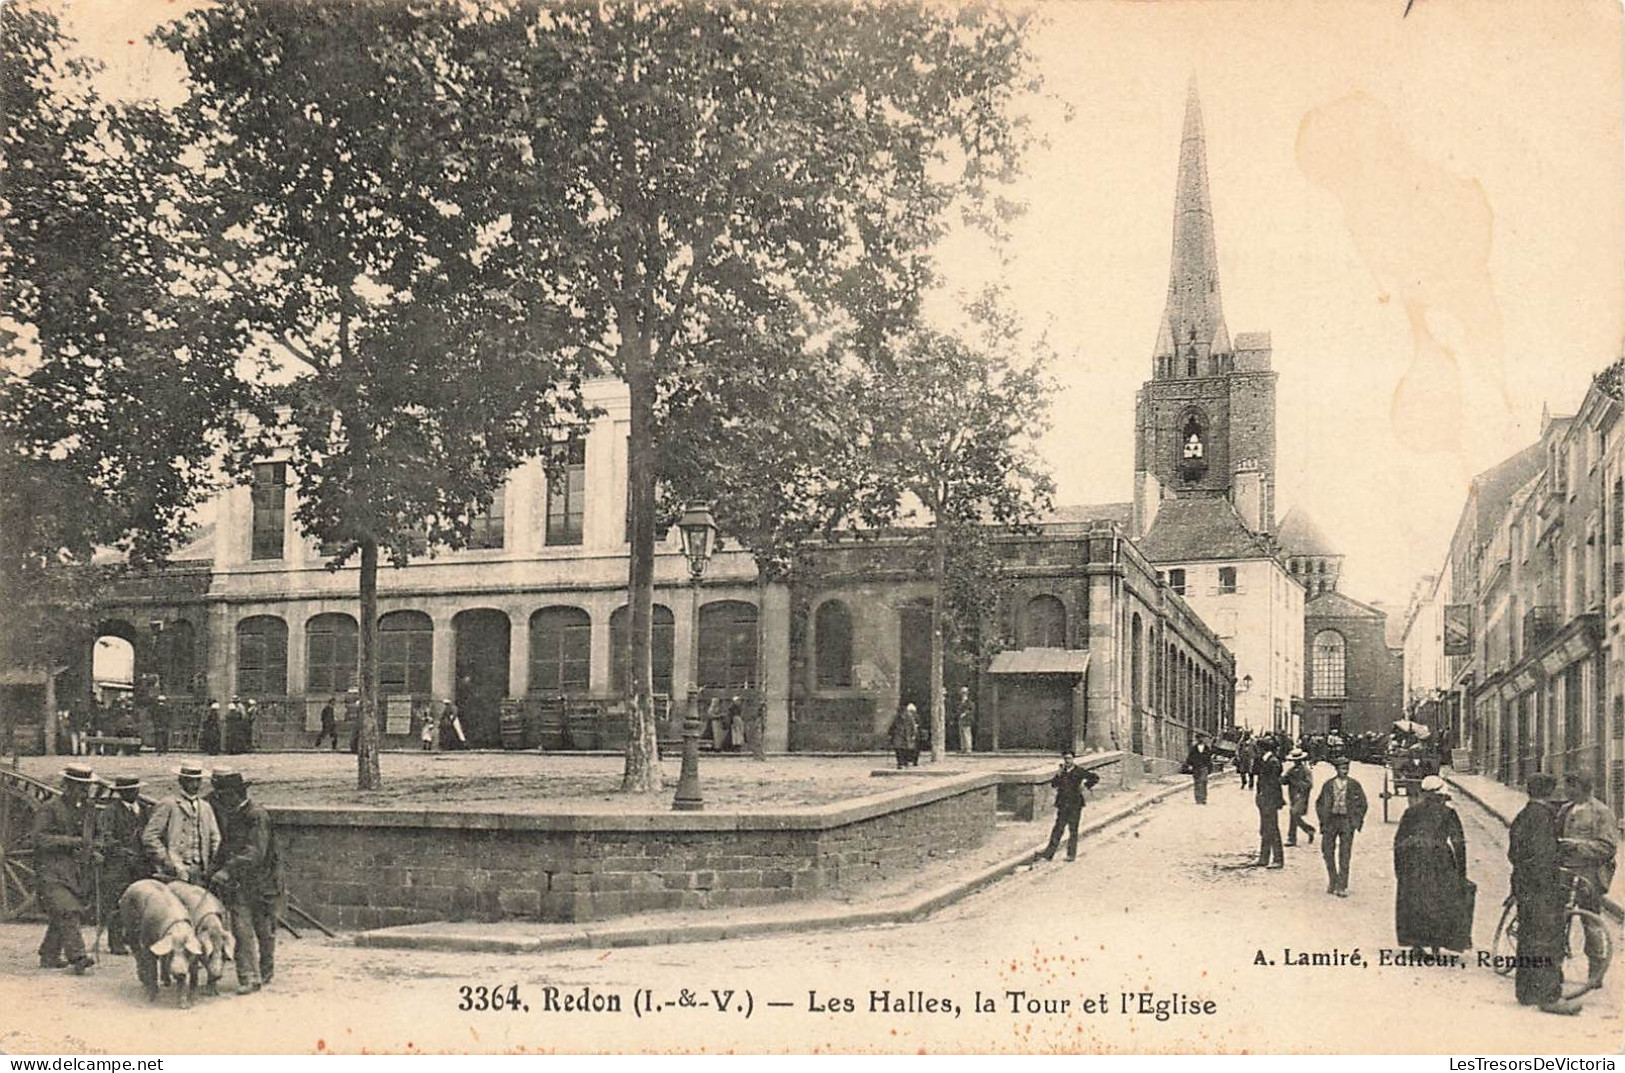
xmin=898 ymin=600 xmax=933 ymax=726
xmin=453 ymin=609 xmax=511 ymax=748
xmin=998 ymin=675 xmax=1075 ymax=751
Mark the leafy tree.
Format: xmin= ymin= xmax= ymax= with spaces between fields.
xmin=492 ymin=0 xmax=1044 ymax=790
xmin=859 ymin=298 xmax=1057 ymax=761
xmin=1 ymin=3 xmax=259 ymax=743
xmin=154 ymin=1 xmax=591 ymax=789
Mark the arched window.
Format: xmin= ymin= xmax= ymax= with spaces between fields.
xmin=306 ymin=613 xmax=358 ymax=695
xmin=161 ymin=620 xmax=197 ymax=695
xmin=531 ymin=607 xmax=591 ymax=694
xmin=700 ymin=601 xmax=758 ymax=690
xmin=379 ymin=611 xmax=433 ymax=695
xmin=610 ymin=604 xmax=674 ymax=696
xmin=815 ymin=600 xmax=854 ymax=689
xmin=1023 ymin=595 xmax=1067 ymax=648
xmin=1312 ymin=630 xmax=1347 ymax=698
xmin=235 ymin=616 xmax=288 ymax=696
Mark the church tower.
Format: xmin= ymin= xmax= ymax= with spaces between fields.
xmin=1132 ymin=80 xmax=1278 ymax=539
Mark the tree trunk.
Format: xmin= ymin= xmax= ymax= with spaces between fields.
xmin=930 ymin=520 xmax=947 ymax=764
xmin=620 ymin=328 xmax=660 ymax=793
xmin=356 ymin=536 xmax=382 ymax=790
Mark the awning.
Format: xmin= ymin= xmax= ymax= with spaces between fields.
xmin=988 ymin=648 xmax=1090 ymax=676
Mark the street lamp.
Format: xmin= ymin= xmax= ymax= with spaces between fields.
xmin=673 ymin=502 xmax=718 ymax=812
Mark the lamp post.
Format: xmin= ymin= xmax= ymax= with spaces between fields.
xmin=673 ymin=502 xmax=718 ymax=812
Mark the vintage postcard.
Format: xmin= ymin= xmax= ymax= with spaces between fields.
xmin=0 ymin=0 xmax=1621 ymax=1057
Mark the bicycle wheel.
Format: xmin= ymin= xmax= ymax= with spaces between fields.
xmin=1489 ymin=897 xmax=1519 ymax=977
xmin=1560 ymin=908 xmax=1613 ymax=999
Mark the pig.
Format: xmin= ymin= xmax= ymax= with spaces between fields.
xmin=117 ymin=878 xmax=204 ymax=1008
xmin=165 ymin=880 xmax=234 ymax=998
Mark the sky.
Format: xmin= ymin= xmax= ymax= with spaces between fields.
xmin=49 ymin=0 xmax=1625 ymax=613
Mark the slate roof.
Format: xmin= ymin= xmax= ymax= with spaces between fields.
xmin=988 ymin=648 xmax=1091 ymax=675
xmin=1306 ymin=589 xmax=1385 ymax=621
xmin=1276 ymin=506 xmax=1340 ymax=559
xmin=1137 ymin=495 xmax=1274 ymax=563
xmin=1472 ymin=441 xmax=1549 ymax=539
xmin=1040 ymin=502 xmax=1132 ymax=528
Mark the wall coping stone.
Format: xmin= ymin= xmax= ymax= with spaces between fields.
xmin=267 ymin=751 xmax=1127 ymax=834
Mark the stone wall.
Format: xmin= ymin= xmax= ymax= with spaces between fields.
xmin=270 ymin=755 xmax=1130 ymax=931
xmin=274 ymin=774 xmax=1003 ymax=930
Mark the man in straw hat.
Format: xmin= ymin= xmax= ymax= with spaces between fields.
xmin=1283 ymin=748 xmax=1316 ymax=847
xmin=207 ymin=767 xmax=286 ymax=994
xmin=31 ymin=763 xmax=99 ymax=973
xmin=95 ymin=775 xmax=150 ymax=955
xmin=142 ymin=763 xmax=220 ymax=885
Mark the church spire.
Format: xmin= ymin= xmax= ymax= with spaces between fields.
xmin=1153 ymin=77 xmax=1231 ymax=375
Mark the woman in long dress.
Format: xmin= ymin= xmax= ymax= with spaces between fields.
xmin=1393 ymin=775 xmax=1472 ymax=954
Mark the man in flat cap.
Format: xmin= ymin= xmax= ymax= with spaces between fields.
xmin=32 ymin=764 xmax=99 ymax=973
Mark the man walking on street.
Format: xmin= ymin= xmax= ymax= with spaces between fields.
xmin=143 ymin=763 xmax=220 ymax=884
xmin=1184 ymin=733 xmax=1214 ymax=804
xmin=206 ymin=768 xmax=286 ymax=995
xmin=1314 ymin=756 xmax=1367 ymax=895
xmin=1558 ymin=771 xmax=1618 ymax=994
xmin=1254 ymin=740 xmax=1285 ymax=868
xmin=1509 ymin=773 xmax=1582 ymax=1014
xmin=32 ymin=764 xmax=99 ymax=974
xmin=1236 ymin=735 xmax=1255 ymax=790
xmin=315 ymin=697 xmax=340 ymax=750
xmin=956 ymin=686 xmax=975 ymax=754
xmin=1040 ymin=751 xmax=1100 ymax=862
xmin=1283 ymin=748 xmax=1316 ymax=846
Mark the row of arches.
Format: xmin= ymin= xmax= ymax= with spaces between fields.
xmin=1129 ymin=613 xmax=1226 ymax=738
xmin=229 ymin=601 xmax=761 ymax=699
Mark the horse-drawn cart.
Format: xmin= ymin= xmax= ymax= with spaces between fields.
xmin=1380 ymin=719 xmax=1440 ymax=822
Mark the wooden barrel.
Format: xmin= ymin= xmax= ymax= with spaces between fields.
xmin=566 ymin=700 xmax=599 ymax=751
xmin=536 ymin=697 xmax=567 ymax=751
xmin=499 ymin=701 xmax=528 ymax=750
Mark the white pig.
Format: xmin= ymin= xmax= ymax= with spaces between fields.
xmin=165 ymin=880 xmax=234 ymax=997
xmin=117 ymin=879 xmax=203 ymax=1007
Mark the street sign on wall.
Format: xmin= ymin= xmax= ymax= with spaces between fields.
xmin=1443 ymin=604 xmax=1473 ymax=656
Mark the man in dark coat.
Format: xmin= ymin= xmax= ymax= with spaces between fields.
xmin=200 ymin=701 xmax=222 ymax=755
xmin=1254 ymin=742 xmax=1285 ymax=868
xmin=1393 ymin=775 xmax=1471 ymax=954
xmin=95 ymin=775 xmax=150 ymax=955
xmin=32 ymin=764 xmax=99 ymax=973
xmin=1040 ymin=751 xmax=1100 ymax=862
xmin=1314 ymin=756 xmax=1367 ymax=894
xmin=1283 ymin=749 xmax=1316 ymax=846
xmin=150 ymin=697 xmax=172 ymax=755
xmin=888 ymin=703 xmax=920 ymax=769
xmin=1509 ymin=773 xmax=1581 ymax=1014
xmin=207 ymin=768 xmax=286 ymax=994
xmin=1236 ymin=736 xmax=1256 ymax=789
xmin=315 ymin=698 xmax=339 ymax=750
xmin=1183 ymin=733 xmax=1214 ymax=804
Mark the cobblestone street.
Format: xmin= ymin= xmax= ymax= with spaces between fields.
xmin=0 ymin=761 xmax=1617 ymax=1054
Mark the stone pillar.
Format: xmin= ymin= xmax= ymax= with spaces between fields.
xmin=285 ymin=604 xmax=308 ymax=698
xmin=588 ymin=601 xmax=612 ymax=696
xmin=1084 ymin=568 xmax=1119 ymax=753
xmin=509 ymin=607 xmax=531 ymax=698
xmin=759 ymin=582 xmax=791 ymax=752
xmin=431 ymin=611 xmax=457 ymax=704
xmin=207 ymin=603 xmax=234 ymax=703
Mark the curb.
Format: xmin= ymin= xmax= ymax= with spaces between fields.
xmin=1444 ymin=774 xmax=1623 ymax=923
xmin=354 ymin=779 xmax=1190 ymax=955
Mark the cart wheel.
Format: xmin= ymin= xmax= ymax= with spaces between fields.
xmin=0 ymin=769 xmax=56 ymax=921
xmin=1490 ymin=897 xmax=1518 ymax=977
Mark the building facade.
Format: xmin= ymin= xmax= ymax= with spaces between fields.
xmin=1409 ymin=364 xmax=1625 ymax=821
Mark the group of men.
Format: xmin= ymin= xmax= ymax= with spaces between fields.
xmin=30 ymin=761 xmax=287 ymax=996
